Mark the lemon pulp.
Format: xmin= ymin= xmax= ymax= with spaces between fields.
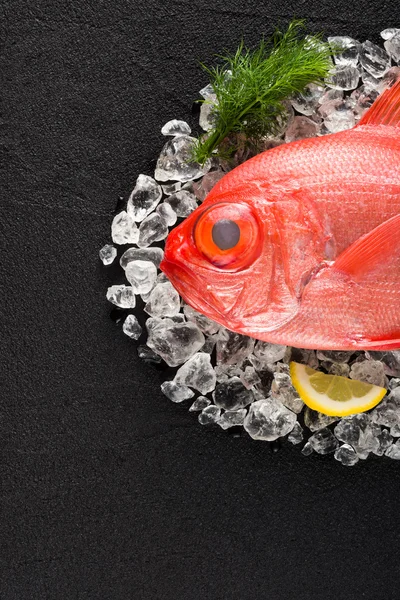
xmin=290 ymin=362 xmax=387 ymax=417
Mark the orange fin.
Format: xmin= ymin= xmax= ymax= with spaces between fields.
xmin=357 ymin=79 xmax=400 ymax=128
xmin=332 ymin=214 xmax=400 ymax=280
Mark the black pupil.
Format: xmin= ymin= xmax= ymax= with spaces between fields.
xmin=211 ymin=219 xmax=240 ymax=251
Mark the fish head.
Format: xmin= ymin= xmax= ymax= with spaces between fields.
xmin=160 ymin=184 xmax=287 ymax=330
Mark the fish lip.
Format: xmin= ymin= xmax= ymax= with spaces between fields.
xmin=160 ymin=257 xmax=226 ymax=321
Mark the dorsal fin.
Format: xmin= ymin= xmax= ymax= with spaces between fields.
xmin=357 ymin=79 xmax=400 ymax=128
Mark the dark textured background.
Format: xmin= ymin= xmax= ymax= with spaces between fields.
xmin=2 ymin=2 xmax=400 ymax=599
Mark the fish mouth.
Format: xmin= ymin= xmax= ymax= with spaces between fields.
xmin=160 ymin=257 xmax=228 ymax=323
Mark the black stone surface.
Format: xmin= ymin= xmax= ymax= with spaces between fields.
xmin=2 ymin=2 xmax=400 ymax=599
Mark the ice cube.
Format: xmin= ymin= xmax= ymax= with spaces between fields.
xmin=290 ymin=348 xmax=319 ymax=369
xmin=360 ymin=40 xmax=390 ymax=78
xmin=324 ymin=106 xmax=355 ymax=132
xmin=146 ymin=320 xmax=205 ymax=367
xmin=214 ymin=364 xmax=244 ymax=383
xmin=290 ymin=83 xmax=324 ymax=116
xmin=161 ymin=119 xmax=191 ymax=136
xmin=111 ymin=211 xmax=139 ymax=245
xmin=120 ymin=247 xmax=164 ymax=270
xmin=334 ymin=443 xmax=359 ymax=466
xmin=174 ymin=352 xmax=216 ymax=394
xmin=271 ymin=372 xmax=304 ymax=414
xmin=144 ymin=282 xmax=181 ymax=318
xmin=301 ymin=442 xmax=313 ymax=456
xmin=162 ymin=182 xmax=182 ymax=196
xmin=328 ymin=36 xmax=361 ymax=67
xmin=199 ymin=83 xmax=217 ymax=100
xmin=164 ymin=190 xmax=198 ymax=217
xmin=161 ymin=381 xmax=195 ymax=403
xmin=385 ymin=440 xmax=400 ymax=460
xmin=154 ymin=135 xmax=211 ymax=183
xmin=253 ymin=341 xmax=287 ymax=365
xmin=349 ymin=360 xmax=387 ymax=387
xmin=334 ymin=413 xmax=380 ymax=459
xmin=381 ymin=28 xmax=400 ymax=41
xmin=244 ymin=397 xmax=296 ymax=441
xmin=288 ymin=421 xmax=303 ymax=445
xmin=138 ymin=213 xmax=169 ymax=248
xmin=156 ymin=203 xmax=177 ymax=226
xmin=192 ymin=170 xmax=225 ymax=202
xmin=127 ymin=174 xmax=162 ymax=222
xmin=316 ymin=350 xmax=353 ymax=364
xmin=285 ymin=116 xmax=320 ymax=142
xmin=122 ymin=314 xmax=142 ymax=340
xmin=189 ymin=396 xmax=211 ymax=412
xmin=373 ymin=428 xmax=393 ymax=456
xmin=199 ymin=102 xmax=217 ymax=131
xmin=99 ymin=244 xmax=117 ymax=265
xmin=384 ymin=32 xmax=400 ymax=62
xmin=216 ymin=330 xmax=255 ymax=366
xmin=240 ymin=366 xmax=261 ymax=390
xmin=370 ymin=389 xmax=400 ymax=433
xmin=125 ymin=260 xmax=158 ymax=294
xmin=106 ymin=285 xmax=136 ymax=309
xmin=137 ymin=345 xmax=162 ymax=365
xmin=183 ymin=304 xmax=220 ymax=335
xmin=304 ymin=407 xmax=338 ymax=432
xmin=308 ymin=428 xmax=339 ymax=454
xmin=198 ymin=405 xmax=221 ymax=425
xmin=218 ymin=409 xmax=247 ymax=430
xmin=213 ymin=377 xmax=254 ymax=411
xmin=326 ymin=65 xmax=360 ymax=90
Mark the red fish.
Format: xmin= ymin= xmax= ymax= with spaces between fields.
xmin=161 ymin=81 xmax=400 ymax=350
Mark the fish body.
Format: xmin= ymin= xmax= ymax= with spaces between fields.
xmin=161 ymin=81 xmax=400 ymax=350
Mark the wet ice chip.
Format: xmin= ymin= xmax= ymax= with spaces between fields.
xmin=350 ymin=360 xmax=387 ymax=387
xmin=120 ymin=247 xmax=164 ymax=270
xmin=144 ymin=282 xmax=181 ymax=318
xmin=147 ymin=321 xmax=205 ymax=367
xmin=326 ymin=65 xmax=360 ymax=90
xmin=174 ymin=352 xmax=217 ymax=395
xmin=271 ymin=372 xmax=304 ymax=414
xmin=288 ymin=421 xmax=304 ymax=445
xmin=213 ymin=377 xmax=254 ymax=411
xmin=360 ymin=40 xmax=390 ymax=78
xmin=198 ymin=405 xmax=221 ymax=425
xmin=156 ymin=203 xmax=177 ymax=226
xmin=328 ymin=36 xmax=360 ymax=67
xmin=199 ymin=83 xmax=216 ymax=100
xmin=290 ymin=83 xmax=324 ymax=115
xmin=244 ymin=397 xmax=296 ymax=441
xmin=192 ymin=170 xmax=225 ymax=202
xmin=370 ymin=389 xmax=400 ymax=433
xmin=304 ymin=407 xmax=338 ymax=432
xmin=106 ymin=285 xmax=136 ymax=309
xmin=161 ymin=381 xmax=195 ymax=403
xmin=164 ymin=190 xmax=198 ymax=217
xmin=99 ymin=244 xmax=117 ymax=265
xmin=308 ymin=428 xmax=339 ymax=454
xmin=183 ymin=304 xmax=220 ymax=335
xmin=189 ymin=396 xmax=211 ymax=412
xmin=122 ymin=314 xmax=142 ymax=340
xmin=316 ymin=350 xmax=353 ymax=364
xmin=334 ymin=413 xmax=380 ymax=459
xmin=127 ymin=174 xmax=162 ymax=223
xmin=385 ymin=440 xmax=400 ymax=459
xmin=373 ymin=428 xmax=393 ymax=456
xmin=161 ymin=119 xmax=191 ymax=137
xmin=216 ymin=330 xmax=255 ymax=366
xmin=290 ymin=348 xmax=319 ymax=370
xmin=199 ymin=102 xmax=217 ymax=132
xmin=138 ymin=213 xmax=169 ymax=248
xmin=301 ymin=442 xmax=313 ymax=456
xmin=111 ymin=211 xmax=139 ymax=245
xmin=137 ymin=345 xmax=162 ymax=365
xmin=214 ymin=364 xmax=244 ymax=384
xmin=381 ymin=28 xmax=400 ymax=41
xmin=154 ymin=135 xmax=211 ymax=183
xmin=334 ymin=443 xmax=359 ymax=466
xmin=253 ymin=341 xmax=287 ymax=365
xmin=218 ymin=409 xmax=247 ymax=430
xmin=125 ymin=260 xmax=158 ymax=294
xmin=240 ymin=366 xmax=261 ymax=390
xmin=323 ymin=106 xmax=355 ymax=132
xmin=384 ymin=32 xmax=400 ymax=62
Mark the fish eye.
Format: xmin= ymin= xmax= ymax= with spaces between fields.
xmin=193 ymin=202 xmax=262 ymax=270
xmin=212 ymin=219 xmax=241 ymax=250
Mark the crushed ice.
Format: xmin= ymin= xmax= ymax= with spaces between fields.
xmin=101 ymin=29 xmax=400 ymax=465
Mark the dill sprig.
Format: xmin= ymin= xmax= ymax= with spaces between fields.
xmin=192 ymin=20 xmax=336 ymax=164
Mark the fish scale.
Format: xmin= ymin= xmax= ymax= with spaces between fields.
xmin=161 ymin=80 xmax=400 ymax=350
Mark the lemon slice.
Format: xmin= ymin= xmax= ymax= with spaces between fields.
xmin=289 ymin=361 xmax=387 ymax=417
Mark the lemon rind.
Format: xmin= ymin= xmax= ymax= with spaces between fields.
xmin=289 ymin=361 xmax=387 ymax=417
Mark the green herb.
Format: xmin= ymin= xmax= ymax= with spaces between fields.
xmin=192 ymin=20 xmax=337 ymax=164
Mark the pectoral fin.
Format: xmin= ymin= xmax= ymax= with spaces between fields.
xmin=357 ymin=79 xmax=400 ymax=128
xmin=332 ymin=214 xmax=400 ymax=281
